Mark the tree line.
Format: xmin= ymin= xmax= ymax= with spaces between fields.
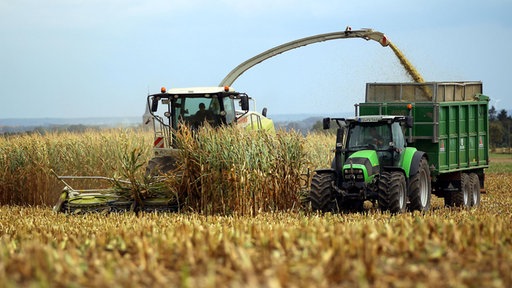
xmin=489 ymin=106 xmax=511 ymax=149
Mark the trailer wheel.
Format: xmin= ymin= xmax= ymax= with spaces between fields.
xmin=469 ymin=173 xmax=481 ymax=207
xmin=408 ymin=157 xmax=432 ymax=212
xmin=145 ymin=156 xmax=178 ymax=177
xmin=378 ymin=171 xmax=407 ymax=213
xmin=450 ymin=173 xmax=471 ymax=208
xmin=309 ymin=173 xmax=336 ymax=213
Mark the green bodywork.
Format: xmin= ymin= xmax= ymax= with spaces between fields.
xmin=68 ymin=194 xmax=117 ymax=205
xmin=52 ymin=174 xmax=179 ymax=214
xmin=242 ymin=112 xmax=276 ymax=133
xmin=342 ymin=147 xmax=418 ymax=182
xmin=260 ymin=117 xmax=276 ymax=132
xmin=397 ymin=147 xmax=418 ymax=178
xmin=343 ymin=150 xmax=380 ymax=183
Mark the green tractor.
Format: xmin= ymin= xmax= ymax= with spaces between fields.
xmin=310 ymin=115 xmax=431 ymax=213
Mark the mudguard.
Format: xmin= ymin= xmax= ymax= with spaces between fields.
xmin=399 ymin=147 xmax=417 ymax=178
xmin=409 ymin=151 xmax=428 ymax=177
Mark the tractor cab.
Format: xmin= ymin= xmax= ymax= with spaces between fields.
xmin=324 ymin=115 xmax=413 ymax=175
xmin=344 ymin=116 xmax=409 ymax=166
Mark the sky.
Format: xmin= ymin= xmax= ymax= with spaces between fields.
xmin=1 ymin=0 xmax=511 ymax=120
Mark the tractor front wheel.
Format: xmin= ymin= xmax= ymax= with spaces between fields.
xmin=309 ymin=173 xmax=336 ymax=213
xmin=408 ymin=157 xmax=432 ymax=212
xmin=378 ymin=171 xmax=407 ymax=213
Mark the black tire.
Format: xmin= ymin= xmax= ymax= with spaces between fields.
xmin=469 ymin=173 xmax=481 ymax=207
xmin=145 ymin=156 xmax=178 ymax=177
xmin=309 ymin=173 xmax=336 ymax=213
xmin=378 ymin=171 xmax=407 ymax=213
xmin=450 ymin=173 xmax=471 ymax=208
xmin=408 ymin=157 xmax=432 ymax=212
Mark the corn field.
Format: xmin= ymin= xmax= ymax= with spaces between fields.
xmin=0 ymin=129 xmax=152 ymax=205
xmin=0 ymin=128 xmax=330 ymax=212
xmin=168 ymin=125 xmax=311 ymax=215
xmin=1 ymin=174 xmax=511 ymax=287
xmin=0 ymin=128 xmax=511 ymax=287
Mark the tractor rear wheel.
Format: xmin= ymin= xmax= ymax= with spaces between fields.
xmin=450 ymin=173 xmax=471 ymax=208
xmin=469 ymin=173 xmax=481 ymax=207
xmin=408 ymin=157 xmax=432 ymax=212
xmin=309 ymin=173 xmax=336 ymax=213
xmin=378 ymin=171 xmax=407 ymax=213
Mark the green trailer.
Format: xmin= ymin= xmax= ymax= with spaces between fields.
xmin=361 ymin=81 xmax=489 ymax=196
xmin=310 ymin=81 xmax=489 ymax=213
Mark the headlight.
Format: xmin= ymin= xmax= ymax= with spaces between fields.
xmin=344 ymin=168 xmax=363 ymax=174
xmin=344 ymin=169 xmax=364 ymax=180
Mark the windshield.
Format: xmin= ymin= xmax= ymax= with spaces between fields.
xmin=149 ymin=93 xmax=239 ymax=130
xmin=347 ymin=123 xmax=391 ymax=150
xmin=174 ymin=96 xmax=236 ymax=128
xmin=177 ymin=97 xmax=219 ymax=127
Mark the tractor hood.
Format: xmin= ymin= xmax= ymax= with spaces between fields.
xmin=343 ymin=150 xmax=380 ymax=179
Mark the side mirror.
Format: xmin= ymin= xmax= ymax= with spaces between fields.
xmin=239 ymin=95 xmax=249 ymax=111
xmin=151 ymin=97 xmax=159 ymax=112
xmin=405 ymin=116 xmax=414 ymax=128
xmin=261 ymin=107 xmax=268 ymax=117
xmin=322 ymin=117 xmax=331 ymax=130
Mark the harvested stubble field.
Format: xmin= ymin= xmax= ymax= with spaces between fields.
xmin=0 ymin=129 xmax=511 ymax=287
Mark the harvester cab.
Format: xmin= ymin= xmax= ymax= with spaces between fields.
xmin=148 ymin=86 xmax=248 ymax=149
xmin=145 ymin=85 xmax=275 ymax=176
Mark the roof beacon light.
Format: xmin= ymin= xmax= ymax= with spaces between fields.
xmin=161 ymin=87 xmax=167 ymax=93
xmin=407 ymin=104 xmax=413 ymax=110
xmin=224 ymin=86 xmax=230 ymax=92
